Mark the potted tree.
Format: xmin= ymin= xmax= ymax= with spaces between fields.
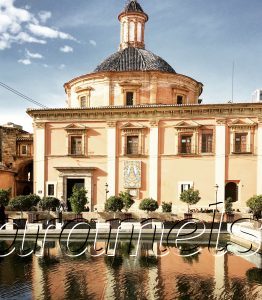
xmin=225 ymin=197 xmax=234 ymax=223
xmin=162 ymin=202 xmax=172 ymax=213
xmin=180 ymin=188 xmax=201 ymax=219
xmin=246 ymin=195 xmax=262 ymax=221
xmin=40 ymin=197 xmax=60 ymax=228
xmin=119 ymin=191 xmax=134 ymax=217
xmin=139 ymin=198 xmax=159 ymax=213
xmin=9 ymin=194 xmax=40 ymax=229
xmin=68 ymin=185 xmax=88 ymax=220
xmin=104 ymin=196 xmax=124 ymax=227
xmin=105 ymin=196 xmax=124 ymax=216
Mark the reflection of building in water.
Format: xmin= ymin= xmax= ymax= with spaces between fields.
xmin=28 ymin=241 xmax=262 ymax=299
xmin=28 ymin=0 xmax=262 ymax=213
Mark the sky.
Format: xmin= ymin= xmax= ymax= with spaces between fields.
xmin=0 ymin=0 xmax=262 ymax=132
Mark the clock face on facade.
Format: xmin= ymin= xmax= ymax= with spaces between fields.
xmin=124 ymin=161 xmax=142 ymax=189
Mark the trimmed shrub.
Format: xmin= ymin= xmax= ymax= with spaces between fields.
xmin=9 ymin=194 xmax=40 ymax=214
xmin=225 ymin=197 xmax=233 ymax=214
xmin=119 ymin=191 xmax=135 ymax=212
xmin=105 ymin=196 xmax=124 ymax=212
xmin=68 ymin=185 xmax=88 ymax=214
xmin=40 ymin=197 xmax=60 ymax=212
xmin=246 ymin=195 xmax=262 ymax=220
xmin=162 ymin=202 xmax=172 ymax=213
xmin=139 ymin=198 xmax=159 ymax=212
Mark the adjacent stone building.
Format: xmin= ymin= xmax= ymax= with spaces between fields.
xmin=0 ymin=122 xmax=33 ymax=196
xmin=27 ymin=1 xmax=261 ymax=213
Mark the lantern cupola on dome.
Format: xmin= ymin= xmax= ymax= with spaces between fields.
xmin=118 ymin=0 xmax=148 ymax=50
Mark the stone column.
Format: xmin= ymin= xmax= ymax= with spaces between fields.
xmin=107 ymin=121 xmax=117 ymax=197
xmin=215 ymin=119 xmax=226 ymax=205
xmin=34 ymin=122 xmax=45 ymax=197
xmin=149 ymin=120 xmax=159 ymax=200
xmin=257 ymin=119 xmax=262 ymax=194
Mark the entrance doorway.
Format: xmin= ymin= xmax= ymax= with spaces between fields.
xmin=225 ymin=182 xmax=238 ymax=202
xmin=66 ymin=178 xmax=85 ymax=211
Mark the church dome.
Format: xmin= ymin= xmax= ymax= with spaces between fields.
xmin=94 ymin=47 xmax=176 ymax=73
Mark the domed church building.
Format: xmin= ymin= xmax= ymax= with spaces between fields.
xmin=28 ymin=1 xmax=262 ymax=212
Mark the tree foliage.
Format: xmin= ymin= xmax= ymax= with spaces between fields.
xmin=0 ymin=188 xmax=11 ymax=206
xmin=68 ymin=185 xmax=88 ymax=214
xmin=180 ymin=188 xmax=201 ymax=213
xmin=9 ymin=194 xmax=40 ymax=213
xmin=105 ymin=196 xmax=124 ymax=212
xmin=139 ymin=198 xmax=159 ymax=212
xmin=40 ymin=197 xmax=60 ymax=212
xmin=162 ymin=202 xmax=172 ymax=213
xmin=225 ymin=197 xmax=233 ymax=213
xmin=119 ymin=191 xmax=134 ymax=212
xmin=246 ymin=195 xmax=262 ymax=219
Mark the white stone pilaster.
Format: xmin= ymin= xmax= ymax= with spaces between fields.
xmin=34 ymin=122 xmax=45 ymax=197
xmin=107 ymin=122 xmax=117 ymax=197
xmin=257 ymin=122 xmax=262 ymax=194
xmin=149 ymin=121 xmax=159 ymax=200
xmin=215 ymin=121 xmax=226 ymax=204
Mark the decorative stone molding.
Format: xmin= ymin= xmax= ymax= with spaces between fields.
xmin=216 ymin=118 xmax=227 ymax=125
xmin=27 ymin=103 xmax=262 ymax=122
xmin=64 ymin=123 xmax=88 ymax=134
xmin=106 ymin=121 xmax=117 ymax=128
xmin=35 ymin=122 xmax=45 ymax=129
xmin=149 ymin=119 xmax=159 ymax=127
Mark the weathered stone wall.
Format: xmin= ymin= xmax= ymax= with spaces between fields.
xmin=1 ymin=127 xmax=17 ymax=166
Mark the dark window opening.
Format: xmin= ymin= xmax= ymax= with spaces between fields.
xmin=48 ymin=184 xmax=55 ymax=196
xmin=126 ymin=92 xmax=134 ymax=106
xmin=70 ymin=136 xmax=82 ymax=155
xmin=234 ymin=133 xmax=247 ymax=153
xmin=180 ymin=135 xmax=192 ymax=154
xmin=126 ymin=135 xmax=139 ymax=155
xmin=21 ymin=145 xmax=27 ymax=155
xmin=202 ymin=133 xmax=213 ymax=153
xmin=80 ymin=96 xmax=87 ymax=108
xmin=177 ymin=95 xmax=183 ymax=105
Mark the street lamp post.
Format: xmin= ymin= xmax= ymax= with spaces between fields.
xmin=215 ymin=184 xmax=219 ymax=211
xmin=105 ymin=183 xmax=109 ymax=201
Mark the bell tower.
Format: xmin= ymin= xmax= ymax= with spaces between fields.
xmin=118 ymin=0 xmax=149 ymax=50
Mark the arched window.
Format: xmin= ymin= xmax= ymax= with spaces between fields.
xmin=129 ymin=22 xmax=135 ymax=42
xmin=124 ymin=22 xmax=128 ymax=42
xmin=225 ymin=182 xmax=239 ymax=202
xmin=137 ymin=22 xmax=142 ymax=42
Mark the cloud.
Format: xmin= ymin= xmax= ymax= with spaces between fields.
xmin=0 ymin=0 xmax=76 ymax=50
xmin=26 ymin=49 xmax=43 ymax=59
xmin=60 ymin=45 xmax=73 ymax=53
xmin=28 ymin=24 xmax=75 ymax=40
xmin=38 ymin=11 xmax=51 ymax=23
xmin=89 ymin=39 xmax=97 ymax=46
xmin=18 ymin=58 xmax=31 ymax=65
xmin=59 ymin=64 xmax=66 ymax=70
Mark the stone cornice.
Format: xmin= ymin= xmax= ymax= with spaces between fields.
xmin=27 ymin=103 xmax=262 ymax=122
xmin=63 ymin=70 xmax=203 ymax=91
